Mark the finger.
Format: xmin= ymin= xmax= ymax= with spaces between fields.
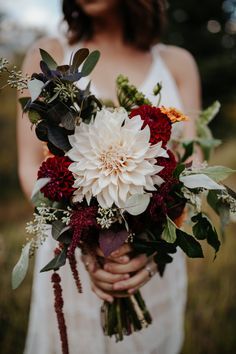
xmin=104 ymin=254 xmax=148 ymax=274
xmin=112 ymin=262 xmax=157 ymax=291
xmin=110 ymin=243 xmax=132 ymax=257
xmin=95 ymin=247 xmax=130 ymax=264
xmin=81 ymin=253 xmax=97 ymax=273
xmin=92 ymin=279 xmax=114 ymax=292
xmin=91 ymin=282 xmax=114 ymax=303
xmin=91 ymin=268 xmax=130 ymax=284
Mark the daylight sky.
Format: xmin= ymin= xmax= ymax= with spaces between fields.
xmin=0 ymin=0 xmax=61 ymax=33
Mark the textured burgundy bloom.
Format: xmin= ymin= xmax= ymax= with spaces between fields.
xmin=156 ymin=149 xmax=177 ymax=180
xmin=51 ymin=272 xmax=69 ymax=354
xmin=129 ymin=105 xmax=172 ymax=146
xmin=68 ymin=254 xmax=83 ymax=293
xmin=38 ymin=156 xmax=75 ymax=201
xmin=148 ymin=177 xmax=184 ymax=223
xmin=68 ymin=206 xmax=98 ymax=257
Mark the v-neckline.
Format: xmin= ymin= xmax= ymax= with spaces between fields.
xmin=69 ymin=43 xmax=159 ymax=99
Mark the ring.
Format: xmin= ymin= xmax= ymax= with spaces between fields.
xmin=145 ymin=265 xmax=155 ymax=278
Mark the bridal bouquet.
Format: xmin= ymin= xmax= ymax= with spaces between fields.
xmin=1 ymin=49 xmax=236 ymax=353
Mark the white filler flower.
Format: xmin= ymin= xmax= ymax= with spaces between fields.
xmin=67 ymin=107 xmax=168 ymax=209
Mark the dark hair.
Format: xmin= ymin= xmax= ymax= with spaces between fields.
xmin=62 ymin=0 xmax=167 ymax=50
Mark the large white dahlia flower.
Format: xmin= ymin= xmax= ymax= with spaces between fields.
xmin=67 ymin=107 xmax=168 ymax=209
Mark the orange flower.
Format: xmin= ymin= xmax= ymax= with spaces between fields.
xmin=160 ymin=106 xmax=189 ymax=123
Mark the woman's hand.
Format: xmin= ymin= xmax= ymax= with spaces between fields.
xmin=82 ymin=244 xmax=157 ymax=302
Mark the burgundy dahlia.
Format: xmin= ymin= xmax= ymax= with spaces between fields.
xmin=129 ymin=105 xmax=172 ymax=147
xmin=38 ymin=156 xmax=75 ymax=201
xmin=156 ymin=149 xmax=177 ymax=180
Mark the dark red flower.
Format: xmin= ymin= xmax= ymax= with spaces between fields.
xmin=38 ymin=156 xmax=75 ymax=201
xmin=148 ymin=177 xmax=185 ymax=223
xmin=156 ymin=149 xmax=177 ymax=181
xmin=130 ymin=105 xmax=172 ymax=146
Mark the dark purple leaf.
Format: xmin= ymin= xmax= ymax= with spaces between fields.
xmin=99 ymin=230 xmax=129 ymax=257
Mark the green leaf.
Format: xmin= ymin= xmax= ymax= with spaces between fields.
xmin=191 ymin=166 xmax=236 ymax=182
xmin=12 ymin=242 xmax=31 ymax=289
xmin=28 ymin=110 xmax=41 ymax=124
xmin=47 ymin=125 xmax=71 ymax=151
xmin=40 ymin=247 xmax=67 ymax=272
xmin=61 ymin=111 xmax=76 ymax=130
xmin=28 ymin=79 xmax=44 ymax=102
xmin=192 ymin=213 xmax=221 ymax=255
xmin=181 ymin=141 xmax=194 ymax=163
xmin=31 ymin=177 xmax=51 ymax=201
xmin=180 ymin=174 xmax=225 ymax=190
xmin=197 ymin=101 xmax=220 ymax=126
xmin=162 ymin=216 xmax=177 ymax=243
xmin=125 ymin=194 xmax=150 ymax=215
xmin=32 ymin=191 xmax=52 ymax=208
xmin=71 ymin=48 xmax=89 ymax=73
xmin=176 ymin=229 xmax=204 ymax=258
xmin=207 ymin=190 xmax=231 ymax=235
xmin=52 ymin=220 xmax=70 ymax=241
xmin=173 ymin=163 xmax=185 ymax=178
xmin=19 ymin=97 xmax=30 ymax=111
xmin=81 ymin=50 xmax=100 ymax=77
xmin=39 ymin=48 xmax=58 ymax=70
xmin=195 ymin=137 xmax=221 ymax=161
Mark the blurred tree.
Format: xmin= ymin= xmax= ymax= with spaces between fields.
xmin=165 ymin=0 xmax=236 ymax=139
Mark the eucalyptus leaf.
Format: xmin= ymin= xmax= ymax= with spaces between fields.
xmin=31 ymin=177 xmax=51 ymax=200
xmin=71 ymin=48 xmax=89 ymax=73
xmin=28 ymin=79 xmax=44 ymax=102
xmin=47 ymin=126 xmax=72 ymax=151
xmin=12 ymin=242 xmax=31 ymax=289
xmin=176 ymin=229 xmax=204 ymax=258
xmin=162 ymin=216 xmax=177 ymax=243
xmin=52 ymin=220 xmax=70 ymax=241
xmin=39 ymin=48 xmax=58 ymax=70
xmin=197 ymin=101 xmax=220 ymax=126
xmin=180 ymin=174 xmax=225 ymax=190
xmin=32 ymin=191 xmax=52 ymax=207
xmin=125 ymin=194 xmax=150 ymax=215
xmin=81 ymin=50 xmax=100 ymax=77
xmin=40 ymin=247 xmax=67 ymax=272
xmin=61 ymin=112 xmax=76 ymax=130
xmin=194 ymin=166 xmax=236 ymax=182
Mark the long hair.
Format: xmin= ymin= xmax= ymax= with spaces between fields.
xmin=62 ymin=0 xmax=167 ymax=50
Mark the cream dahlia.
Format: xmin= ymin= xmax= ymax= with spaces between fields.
xmin=67 ymin=107 xmax=169 ymax=209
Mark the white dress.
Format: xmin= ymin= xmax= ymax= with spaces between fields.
xmin=24 ymin=43 xmax=187 ymax=354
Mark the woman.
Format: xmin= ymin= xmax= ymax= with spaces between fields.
xmin=18 ymin=0 xmax=201 ymax=353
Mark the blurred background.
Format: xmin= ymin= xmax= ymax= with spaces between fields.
xmin=0 ymin=1 xmax=235 ymax=353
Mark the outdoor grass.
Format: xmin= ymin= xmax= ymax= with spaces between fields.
xmin=0 ymin=143 xmax=235 ymax=354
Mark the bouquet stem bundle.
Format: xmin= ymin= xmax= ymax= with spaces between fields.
xmin=101 ymin=291 xmax=152 ymax=341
